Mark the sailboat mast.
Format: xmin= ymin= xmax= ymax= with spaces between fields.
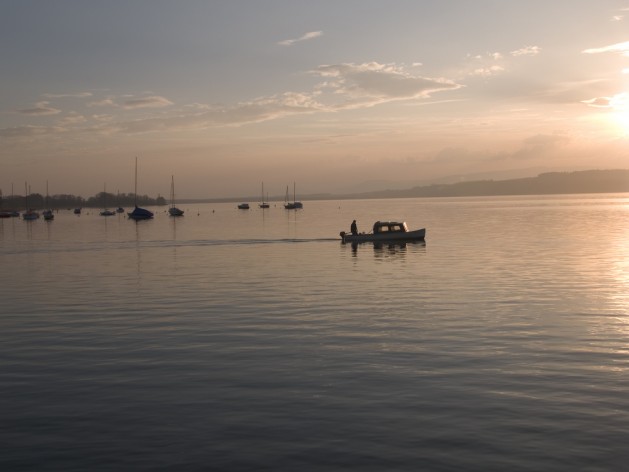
xmin=134 ymin=157 xmax=138 ymax=207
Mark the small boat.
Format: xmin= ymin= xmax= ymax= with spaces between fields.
xmin=22 ymin=210 xmax=40 ymax=220
xmin=100 ymin=183 xmax=115 ymax=216
xmin=340 ymin=221 xmax=426 ymax=243
xmin=116 ymin=191 xmax=125 ymax=213
xmin=22 ymin=182 xmax=40 ymax=220
xmin=0 ymin=189 xmax=14 ymax=218
xmin=284 ymin=182 xmax=303 ymax=209
xmin=74 ymin=208 xmax=81 ymax=214
xmin=259 ymin=182 xmax=270 ymax=209
xmin=128 ymin=157 xmax=154 ymax=220
xmin=237 ymin=203 xmax=250 ymax=210
xmin=1 ymin=185 xmax=20 ymax=217
xmin=168 ymin=175 xmax=184 ymax=216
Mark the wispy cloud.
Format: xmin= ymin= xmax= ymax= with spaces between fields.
xmin=0 ymin=125 xmax=60 ymax=137
xmin=510 ymin=46 xmax=541 ymax=56
xmin=3 ymin=63 xmax=460 ymax=137
xmin=470 ymin=65 xmax=505 ymax=77
xmin=278 ymin=31 xmax=322 ymax=46
xmin=122 ymin=96 xmax=174 ymax=109
xmin=313 ymin=62 xmax=461 ymax=108
xmin=582 ymin=41 xmax=629 ymax=56
xmin=88 ymin=98 xmax=116 ymax=107
xmin=15 ymin=101 xmax=61 ymax=115
xmin=582 ymin=96 xmax=613 ymax=108
xmin=583 ymin=92 xmax=629 ymax=109
xmin=42 ymin=92 xmax=93 ymax=98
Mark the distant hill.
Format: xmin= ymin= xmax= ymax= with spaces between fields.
xmin=336 ymin=169 xmax=629 ymax=200
xmin=177 ymin=169 xmax=629 ymax=203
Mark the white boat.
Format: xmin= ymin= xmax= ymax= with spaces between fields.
xmin=284 ymin=182 xmax=302 ymax=209
xmin=259 ymin=182 xmax=269 ymax=208
xmin=168 ymin=175 xmax=184 ymax=216
xmin=128 ymin=157 xmax=154 ymax=220
xmin=340 ymin=221 xmax=426 ymax=243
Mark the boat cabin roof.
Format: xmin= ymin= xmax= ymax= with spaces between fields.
xmin=373 ymin=221 xmax=408 ymax=233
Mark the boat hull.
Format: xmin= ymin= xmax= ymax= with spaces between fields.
xmin=128 ymin=206 xmax=154 ymax=220
xmin=169 ymin=207 xmax=184 ymax=216
xmin=341 ymin=228 xmax=426 ymax=243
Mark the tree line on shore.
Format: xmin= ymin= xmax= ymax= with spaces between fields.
xmin=0 ymin=192 xmax=166 ymax=210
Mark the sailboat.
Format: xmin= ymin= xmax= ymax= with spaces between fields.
xmin=0 ymin=189 xmax=20 ymax=218
xmin=100 ymin=183 xmax=116 ymax=216
xmin=116 ymin=190 xmax=124 ymax=213
xmin=42 ymin=181 xmax=54 ymax=220
xmin=3 ymin=184 xmax=21 ymax=217
xmin=259 ymin=182 xmax=270 ymax=208
xmin=22 ymin=182 xmax=39 ymax=220
xmin=0 ymin=189 xmax=12 ymax=218
xmin=168 ymin=175 xmax=184 ymax=216
xmin=127 ymin=157 xmax=154 ymax=220
xmin=284 ymin=182 xmax=303 ymax=209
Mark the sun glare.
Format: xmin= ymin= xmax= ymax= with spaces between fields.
xmin=610 ymin=92 xmax=629 ymax=135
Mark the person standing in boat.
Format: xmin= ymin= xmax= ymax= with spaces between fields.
xmin=350 ymin=220 xmax=358 ymax=235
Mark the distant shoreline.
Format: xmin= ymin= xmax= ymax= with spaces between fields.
xmin=179 ymin=169 xmax=629 ymax=203
xmin=3 ymin=169 xmax=628 ymax=208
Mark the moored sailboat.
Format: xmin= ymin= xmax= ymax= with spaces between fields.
xmin=259 ymin=182 xmax=269 ymax=209
xmin=284 ymin=182 xmax=303 ymax=209
xmin=168 ymin=175 xmax=184 ymax=216
xmin=22 ymin=182 xmax=39 ymax=220
xmin=42 ymin=181 xmax=54 ymax=220
xmin=128 ymin=157 xmax=154 ymax=220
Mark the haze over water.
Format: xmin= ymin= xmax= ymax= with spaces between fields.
xmin=2 ymin=195 xmax=629 ymax=471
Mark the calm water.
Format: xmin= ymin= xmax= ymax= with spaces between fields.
xmin=2 ymin=195 xmax=629 ymax=471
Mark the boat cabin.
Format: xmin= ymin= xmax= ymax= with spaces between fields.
xmin=372 ymin=221 xmax=409 ymax=234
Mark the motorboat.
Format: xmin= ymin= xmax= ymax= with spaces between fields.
xmin=237 ymin=203 xmax=250 ymax=209
xmin=74 ymin=208 xmax=81 ymax=214
xmin=340 ymin=221 xmax=426 ymax=243
xmin=100 ymin=209 xmax=116 ymax=216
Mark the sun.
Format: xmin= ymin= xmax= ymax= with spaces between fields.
xmin=609 ymin=92 xmax=629 ymax=135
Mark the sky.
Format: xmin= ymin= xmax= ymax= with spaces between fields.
xmin=2 ymin=0 xmax=629 ymax=199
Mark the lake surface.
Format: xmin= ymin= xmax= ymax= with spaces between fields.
xmin=2 ymin=195 xmax=629 ymax=471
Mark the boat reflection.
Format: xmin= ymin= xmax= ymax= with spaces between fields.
xmin=345 ymin=239 xmax=426 ymax=255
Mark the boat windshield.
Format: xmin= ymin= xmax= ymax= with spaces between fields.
xmin=373 ymin=222 xmax=408 ymax=233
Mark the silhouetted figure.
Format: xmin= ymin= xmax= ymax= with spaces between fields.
xmin=350 ymin=220 xmax=358 ymax=235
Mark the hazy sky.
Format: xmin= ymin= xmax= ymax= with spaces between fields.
xmin=2 ymin=1 xmax=629 ymax=199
